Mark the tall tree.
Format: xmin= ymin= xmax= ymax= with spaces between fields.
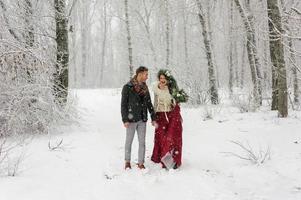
xmin=267 ymin=0 xmax=288 ymax=117
xmin=24 ymin=0 xmax=34 ymax=48
xmin=281 ymin=0 xmax=299 ymax=105
xmin=233 ymin=0 xmax=262 ymax=107
xmin=182 ymin=0 xmax=191 ymax=83
xmin=240 ymin=41 xmax=246 ymax=89
xmin=54 ymin=0 xmax=69 ymax=104
xmin=23 ymin=0 xmax=35 ymax=83
xmin=289 ymin=35 xmax=299 ymax=104
xmin=69 ymin=0 xmax=77 ymax=88
xmin=124 ymin=0 xmax=134 ymax=78
xmin=99 ymin=0 xmax=108 ymax=87
xmin=229 ymin=0 xmax=235 ymax=96
xmin=195 ymin=0 xmax=219 ymax=104
xmin=78 ymin=0 xmax=91 ymax=87
xmin=0 ymin=0 xmax=20 ymax=41
xmin=164 ymin=0 xmax=170 ymax=68
xmin=245 ymin=0 xmax=263 ymax=104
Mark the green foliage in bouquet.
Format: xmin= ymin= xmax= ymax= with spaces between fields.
xmin=171 ymin=88 xmax=189 ymax=103
xmin=157 ymin=69 xmax=189 ymax=103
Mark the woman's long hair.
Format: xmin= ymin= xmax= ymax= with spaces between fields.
xmin=157 ymin=69 xmax=189 ymax=103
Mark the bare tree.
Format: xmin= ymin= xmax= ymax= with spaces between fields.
xmin=69 ymin=0 xmax=78 ymax=88
xmin=182 ymin=0 xmax=189 ymax=69
xmin=124 ymin=0 xmax=134 ymax=78
xmin=195 ymin=0 xmax=219 ymax=104
xmin=233 ymin=0 xmax=262 ymax=107
xmin=229 ymin=0 xmax=235 ymax=96
xmin=267 ymin=0 xmax=288 ymax=117
xmin=245 ymin=0 xmax=263 ymax=104
xmin=54 ymin=0 xmax=69 ymax=104
xmin=164 ymin=0 xmax=170 ymax=69
xmin=0 ymin=0 xmax=75 ymax=138
xmin=240 ymin=41 xmax=247 ymax=89
xmin=79 ymin=0 xmax=89 ymax=87
xmin=0 ymin=0 xmax=21 ymax=41
xmin=22 ymin=0 xmax=35 ymax=83
xmin=24 ymin=0 xmax=34 ymax=48
xmin=281 ymin=0 xmax=300 ymax=105
xmin=99 ymin=0 xmax=108 ymax=87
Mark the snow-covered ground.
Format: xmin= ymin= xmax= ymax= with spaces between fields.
xmin=1 ymin=89 xmax=301 ymax=200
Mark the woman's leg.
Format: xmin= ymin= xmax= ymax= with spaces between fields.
xmin=151 ymin=113 xmax=166 ymax=163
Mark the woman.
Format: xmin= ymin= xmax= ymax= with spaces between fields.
xmin=151 ymin=69 xmax=188 ymax=169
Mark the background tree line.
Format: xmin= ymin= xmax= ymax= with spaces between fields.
xmin=1 ymin=0 xmax=300 ymax=137
xmin=69 ymin=0 xmax=300 ymax=117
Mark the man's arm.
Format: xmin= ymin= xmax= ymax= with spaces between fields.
xmin=145 ymin=90 xmax=156 ymax=121
xmin=121 ymin=85 xmax=129 ymax=123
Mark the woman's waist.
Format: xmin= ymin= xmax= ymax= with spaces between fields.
xmin=155 ymin=110 xmax=171 ymax=113
xmin=156 ymin=104 xmax=173 ymax=112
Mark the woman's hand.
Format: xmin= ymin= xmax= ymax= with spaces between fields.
xmin=124 ymin=122 xmax=130 ymax=128
xmin=151 ymin=121 xmax=158 ymax=129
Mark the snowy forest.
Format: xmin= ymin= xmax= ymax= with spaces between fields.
xmin=1 ymin=0 xmax=301 ymax=200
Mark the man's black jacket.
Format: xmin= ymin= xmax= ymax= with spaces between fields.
xmin=121 ymin=81 xmax=156 ymax=123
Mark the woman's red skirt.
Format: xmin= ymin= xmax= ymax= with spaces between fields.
xmin=151 ymin=104 xmax=182 ymax=168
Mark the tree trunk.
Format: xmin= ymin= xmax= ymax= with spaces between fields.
xmin=267 ymin=0 xmax=288 ymax=117
xmin=263 ymin=41 xmax=269 ymax=94
xmin=99 ymin=0 xmax=108 ymax=87
xmin=0 ymin=0 xmax=21 ymax=41
xmin=164 ymin=0 xmax=170 ymax=69
xmin=80 ymin=0 xmax=88 ymax=87
xmin=70 ymin=2 xmax=77 ymax=88
xmin=234 ymin=40 xmax=239 ymax=87
xmin=23 ymin=0 xmax=35 ymax=83
xmin=229 ymin=0 xmax=234 ymax=96
xmin=195 ymin=0 xmax=219 ymax=104
xmin=240 ymin=41 xmax=246 ymax=89
xmin=233 ymin=0 xmax=261 ymax=107
xmin=24 ymin=0 xmax=34 ymax=48
xmin=183 ymin=0 xmax=190 ymax=82
xmin=280 ymin=0 xmax=299 ymax=105
xmin=124 ymin=0 xmax=134 ymax=78
xmin=289 ymin=39 xmax=299 ymax=104
xmin=246 ymin=1 xmax=263 ymax=104
xmin=54 ymin=0 xmax=69 ymax=104
xmin=271 ymin=61 xmax=278 ymax=110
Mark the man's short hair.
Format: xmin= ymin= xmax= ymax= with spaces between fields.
xmin=136 ymin=66 xmax=148 ymax=75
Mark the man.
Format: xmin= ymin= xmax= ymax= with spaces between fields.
xmin=121 ymin=66 xmax=156 ymax=170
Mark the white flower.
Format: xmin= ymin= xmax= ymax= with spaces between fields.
xmin=165 ymin=70 xmax=171 ymax=77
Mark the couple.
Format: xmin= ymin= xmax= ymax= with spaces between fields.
xmin=121 ymin=66 xmax=188 ymax=170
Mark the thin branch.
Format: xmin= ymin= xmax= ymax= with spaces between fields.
xmin=0 ymin=0 xmax=21 ymax=42
xmin=292 ymin=7 xmax=301 ymax=15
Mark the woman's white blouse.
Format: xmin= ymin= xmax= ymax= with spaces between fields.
xmin=153 ymin=82 xmax=174 ymax=112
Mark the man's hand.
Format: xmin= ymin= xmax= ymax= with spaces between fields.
xmin=124 ymin=122 xmax=130 ymax=128
xmin=151 ymin=121 xmax=158 ymax=128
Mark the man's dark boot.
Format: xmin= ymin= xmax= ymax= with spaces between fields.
xmin=137 ymin=163 xmax=145 ymax=169
xmin=125 ymin=162 xmax=131 ymax=170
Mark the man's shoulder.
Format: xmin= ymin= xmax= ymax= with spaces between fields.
xmin=122 ymin=81 xmax=133 ymax=90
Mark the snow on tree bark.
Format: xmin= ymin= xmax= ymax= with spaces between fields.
xmin=54 ymin=0 xmax=69 ymax=104
xmin=195 ymin=0 xmax=219 ymax=105
xmin=267 ymin=0 xmax=288 ymax=117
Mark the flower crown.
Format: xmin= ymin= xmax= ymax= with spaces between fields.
xmin=157 ymin=69 xmax=189 ymax=103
